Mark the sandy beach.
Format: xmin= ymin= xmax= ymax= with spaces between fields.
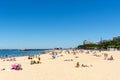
xmin=0 ymin=50 xmax=120 ymax=80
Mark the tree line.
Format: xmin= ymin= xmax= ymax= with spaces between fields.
xmin=77 ymin=40 xmax=120 ymax=50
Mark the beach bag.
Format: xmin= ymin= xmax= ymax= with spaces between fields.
xmin=52 ymin=55 xmax=56 ymax=59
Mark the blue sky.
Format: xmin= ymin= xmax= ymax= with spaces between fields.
xmin=0 ymin=0 xmax=120 ymax=49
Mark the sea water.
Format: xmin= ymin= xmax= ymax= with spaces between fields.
xmin=0 ymin=49 xmax=48 ymax=57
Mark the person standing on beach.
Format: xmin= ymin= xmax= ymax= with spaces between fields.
xmin=75 ymin=62 xmax=80 ymax=68
xmin=104 ymin=53 xmax=108 ymax=60
xmin=38 ymin=55 xmax=41 ymax=61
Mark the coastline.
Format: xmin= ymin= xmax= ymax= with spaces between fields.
xmin=0 ymin=49 xmax=49 ymax=58
xmin=0 ymin=50 xmax=120 ymax=80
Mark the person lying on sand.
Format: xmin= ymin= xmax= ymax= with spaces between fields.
xmin=81 ymin=64 xmax=89 ymax=67
xmin=75 ymin=62 xmax=93 ymax=68
xmin=11 ymin=63 xmax=22 ymax=70
xmin=1 ymin=68 xmax=5 ymax=71
xmin=64 ymin=59 xmax=73 ymax=61
xmin=81 ymin=64 xmax=93 ymax=67
xmin=75 ymin=56 xmax=79 ymax=58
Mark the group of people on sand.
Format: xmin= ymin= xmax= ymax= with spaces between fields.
xmin=50 ymin=50 xmax=114 ymax=69
xmin=83 ymin=50 xmax=114 ymax=61
xmin=0 ymin=55 xmax=16 ymax=61
xmin=1 ymin=63 xmax=23 ymax=71
xmin=104 ymin=53 xmax=114 ymax=60
xmin=0 ymin=49 xmax=116 ymax=72
xmin=28 ymin=55 xmax=41 ymax=64
xmin=49 ymin=51 xmax=63 ymax=59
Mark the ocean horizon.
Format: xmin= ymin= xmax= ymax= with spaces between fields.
xmin=0 ymin=49 xmax=49 ymax=57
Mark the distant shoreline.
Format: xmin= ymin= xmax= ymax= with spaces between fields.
xmin=0 ymin=49 xmax=49 ymax=57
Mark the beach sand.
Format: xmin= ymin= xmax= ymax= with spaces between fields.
xmin=0 ymin=50 xmax=120 ymax=80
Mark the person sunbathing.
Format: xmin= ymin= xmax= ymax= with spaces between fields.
xmin=28 ymin=54 xmax=33 ymax=59
xmin=1 ymin=68 xmax=5 ymax=71
xmin=81 ymin=64 xmax=89 ymax=67
xmin=75 ymin=56 xmax=79 ymax=58
xmin=107 ymin=55 xmax=114 ymax=60
xmin=64 ymin=59 xmax=73 ymax=61
xmin=81 ymin=64 xmax=93 ymax=67
xmin=11 ymin=63 xmax=22 ymax=70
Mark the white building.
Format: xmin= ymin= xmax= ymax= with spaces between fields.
xmin=83 ymin=40 xmax=94 ymax=45
xmin=113 ymin=36 xmax=120 ymax=42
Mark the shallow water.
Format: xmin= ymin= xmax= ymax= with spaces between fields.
xmin=0 ymin=49 xmax=48 ymax=57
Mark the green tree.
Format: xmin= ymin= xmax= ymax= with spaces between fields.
xmin=77 ymin=40 xmax=120 ymax=50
